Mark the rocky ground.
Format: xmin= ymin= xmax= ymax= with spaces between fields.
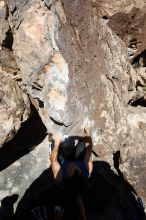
xmin=0 ymin=0 xmax=146 ymax=219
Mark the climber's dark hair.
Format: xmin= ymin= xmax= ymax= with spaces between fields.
xmin=64 ymin=170 xmax=88 ymax=195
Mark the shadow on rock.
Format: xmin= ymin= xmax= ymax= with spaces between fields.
xmin=113 ymin=151 xmax=146 ymax=220
xmin=14 ymin=168 xmax=80 ymax=220
xmin=0 ymin=194 xmax=18 ymax=220
xmin=94 ymin=160 xmax=146 ymax=220
xmin=0 ymin=105 xmax=47 ymax=171
xmin=12 ymin=160 xmax=146 ymax=220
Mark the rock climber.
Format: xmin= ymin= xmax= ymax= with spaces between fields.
xmin=49 ymin=121 xmax=93 ymax=220
xmin=50 ymin=121 xmax=93 ymax=194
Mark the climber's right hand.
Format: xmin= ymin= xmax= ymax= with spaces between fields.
xmin=84 ymin=120 xmax=92 ymax=136
xmin=53 ymin=132 xmax=63 ymax=145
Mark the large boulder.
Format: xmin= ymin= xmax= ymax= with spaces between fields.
xmin=10 ymin=0 xmax=130 ymax=141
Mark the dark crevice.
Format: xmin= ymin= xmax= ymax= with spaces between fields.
xmin=113 ymin=150 xmax=121 ymax=168
xmin=2 ymin=28 xmax=13 ymax=50
xmin=32 ymin=83 xmax=43 ymax=91
xmin=5 ymin=4 xmax=9 ymax=19
xmin=32 ymin=85 xmax=42 ymax=91
xmin=112 ymin=76 xmax=119 ymax=81
xmin=129 ymin=38 xmax=137 ymax=45
xmin=33 ymin=82 xmax=43 ymax=89
xmin=16 ymin=78 xmax=22 ymax=82
xmin=38 ymin=99 xmax=44 ymax=108
xmin=132 ymin=50 xmax=146 ymax=68
xmin=44 ymin=1 xmax=53 ymax=11
xmin=128 ymin=97 xmax=146 ymax=107
xmin=128 ymin=77 xmax=134 ymax=91
xmin=47 ymin=4 xmax=53 ymax=10
xmin=50 ymin=116 xmax=66 ymax=126
xmin=136 ymin=80 xmax=144 ymax=89
xmin=11 ymin=6 xmax=17 ymax=15
xmin=0 ymin=104 xmax=47 ymax=171
xmin=16 ymin=20 xmax=23 ymax=30
xmin=102 ymin=15 xmax=108 ymax=20
xmin=128 ymin=38 xmax=138 ymax=49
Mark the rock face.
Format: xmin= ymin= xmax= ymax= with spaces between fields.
xmin=0 ymin=0 xmax=9 ymax=46
xmin=0 ymin=66 xmax=30 ymax=145
xmin=7 ymin=0 xmax=130 ymax=141
xmin=0 ymin=0 xmax=146 ymax=215
xmin=108 ymin=8 xmax=146 ymax=60
xmin=0 ymin=0 xmax=30 ymax=145
xmin=0 ymin=136 xmax=50 ymax=211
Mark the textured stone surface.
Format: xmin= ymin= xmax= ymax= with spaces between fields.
xmin=109 ymin=9 xmax=146 ymax=59
xmin=10 ymin=0 xmax=130 ymax=143
xmin=0 ymin=0 xmax=9 ymax=46
xmin=90 ymin=0 xmax=146 ymax=61
xmin=0 ymin=0 xmax=146 ymax=215
xmin=93 ymin=0 xmax=146 ymax=16
xmin=0 ymin=137 xmax=50 ymax=209
xmin=0 ymin=67 xmax=30 ymax=145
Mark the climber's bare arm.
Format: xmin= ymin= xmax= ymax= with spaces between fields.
xmin=50 ymin=134 xmax=62 ymax=181
xmin=84 ymin=122 xmax=93 ymax=174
